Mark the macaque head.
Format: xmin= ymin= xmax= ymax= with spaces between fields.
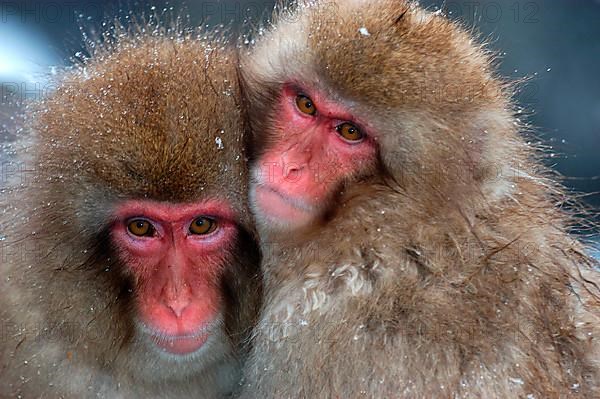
xmin=243 ymin=0 xmax=516 ymax=233
xmin=30 ymin=33 xmax=260 ymax=382
xmin=250 ymin=84 xmax=378 ymax=230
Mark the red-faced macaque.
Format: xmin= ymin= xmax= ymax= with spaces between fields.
xmin=238 ymin=0 xmax=600 ymax=397
xmin=0 ymin=28 xmax=261 ymax=397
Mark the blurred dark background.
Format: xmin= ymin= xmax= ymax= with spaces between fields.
xmin=0 ymin=0 xmax=599 ymax=248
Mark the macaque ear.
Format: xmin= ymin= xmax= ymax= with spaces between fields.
xmin=377 ymin=107 xmax=523 ymax=204
xmin=472 ymin=109 xmax=530 ymax=201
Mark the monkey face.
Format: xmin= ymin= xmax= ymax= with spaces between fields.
xmin=250 ymin=84 xmax=377 ymax=231
xmin=109 ymin=200 xmax=237 ymax=357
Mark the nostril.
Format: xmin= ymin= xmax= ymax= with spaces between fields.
xmin=165 ymin=298 xmax=190 ymax=318
xmin=161 ymin=281 xmax=192 ymax=318
xmin=283 ymin=162 xmax=305 ymax=181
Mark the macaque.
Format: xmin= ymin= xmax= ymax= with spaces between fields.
xmin=0 ymin=28 xmax=261 ymax=397
xmin=238 ymin=0 xmax=600 ymax=397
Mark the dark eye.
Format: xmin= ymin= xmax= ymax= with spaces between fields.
xmin=336 ymin=122 xmax=364 ymax=142
xmin=189 ymin=217 xmax=217 ymax=235
xmin=127 ymin=219 xmax=155 ymax=237
xmin=296 ymin=94 xmax=316 ymax=115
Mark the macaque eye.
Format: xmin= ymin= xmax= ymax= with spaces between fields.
xmin=295 ymin=95 xmax=316 ymax=115
xmin=336 ymin=122 xmax=364 ymax=142
xmin=189 ymin=217 xmax=217 ymax=235
xmin=127 ymin=219 xmax=155 ymax=237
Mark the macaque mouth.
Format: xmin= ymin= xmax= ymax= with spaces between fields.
xmin=141 ymin=322 xmax=214 ymax=356
xmin=254 ymin=184 xmax=316 ymax=222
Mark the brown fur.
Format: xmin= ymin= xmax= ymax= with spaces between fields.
xmin=238 ymin=1 xmax=600 ymax=397
xmin=0 ymin=27 xmax=261 ymax=398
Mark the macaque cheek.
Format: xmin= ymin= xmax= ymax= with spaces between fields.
xmin=254 ymin=137 xmax=375 ymax=205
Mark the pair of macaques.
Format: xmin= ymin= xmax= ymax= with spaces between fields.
xmin=1 ymin=1 xmax=599 ymax=398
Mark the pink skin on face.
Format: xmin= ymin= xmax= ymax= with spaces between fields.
xmin=253 ymin=84 xmax=377 ymax=227
xmin=111 ymin=200 xmax=237 ymax=355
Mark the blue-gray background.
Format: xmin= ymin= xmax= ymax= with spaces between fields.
xmin=0 ymin=0 xmax=599 ymax=250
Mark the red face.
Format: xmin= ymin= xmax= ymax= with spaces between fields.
xmin=251 ymin=84 xmax=377 ymax=230
xmin=110 ymin=200 xmax=237 ymax=356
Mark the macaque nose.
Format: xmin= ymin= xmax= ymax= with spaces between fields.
xmin=283 ymin=162 xmax=305 ymax=181
xmin=260 ymin=159 xmax=309 ymax=184
xmin=162 ymin=281 xmax=193 ymax=318
xmin=280 ymin=144 xmax=317 ymax=181
xmin=166 ymin=297 xmax=191 ymax=318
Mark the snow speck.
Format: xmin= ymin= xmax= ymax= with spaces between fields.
xmin=358 ymin=27 xmax=370 ymax=37
xmin=215 ymin=136 xmax=224 ymax=150
xmin=509 ymin=377 xmax=524 ymax=385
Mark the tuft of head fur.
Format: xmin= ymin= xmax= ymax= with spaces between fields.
xmin=40 ymin=29 xmax=252 ymax=232
xmin=238 ymin=1 xmax=600 ymax=397
xmin=0 ymin=25 xmax=261 ymax=398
